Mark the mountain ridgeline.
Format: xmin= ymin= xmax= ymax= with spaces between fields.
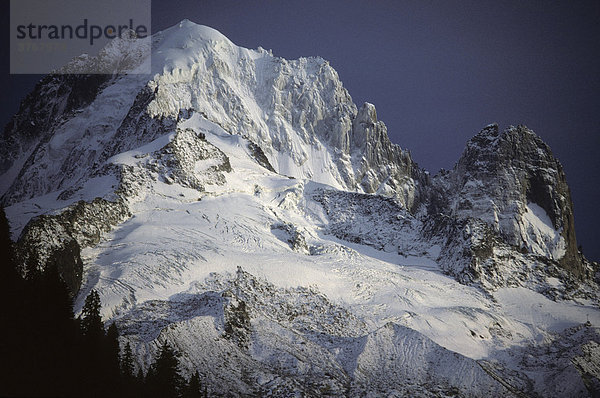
xmin=1 ymin=21 xmax=592 ymax=293
xmin=1 ymin=20 xmax=599 ymax=397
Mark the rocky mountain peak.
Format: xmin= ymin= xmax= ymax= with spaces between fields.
xmin=438 ymin=123 xmax=583 ymax=277
xmin=357 ymin=102 xmax=378 ymax=123
xmin=1 ymin=20 xmax=425 ymax=211
xmin=350 ymin=102 xmax=379 ymax=150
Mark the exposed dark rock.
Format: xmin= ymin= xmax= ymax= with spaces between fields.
xmin=148 ymin=128 xmax=232 ymax=190
xmin=247 ymin=141 xmax=276 ymax=172
xmin=271 ymin=222 xmax=308 ymax=253
xmin=223 ymin=299 xmax=251 ymax=350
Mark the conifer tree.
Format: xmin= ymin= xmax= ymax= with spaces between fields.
xmin=183 ymin=371 xmax=203 ymax=398
xmin=105 ymin=322 xmax=122 ymax=393
xmin=121 ymin=342 xmax=135 ymax=378
xmin=147 ymin=341 xmax=184 ymax=398
xmin=39 ymin=261 xmax=78 ymax=396
xmin=80 ymin=289 xmax=104 ymax=339
xmin=0 ymin=206 xmax=23 ymax=396
xmin=0 ymin=205 xmax=18 ymax=314
xmin=0 ymin=206 xmax=15 ymax=276
xmin=79 ymin=289 xmax=107 ymax=395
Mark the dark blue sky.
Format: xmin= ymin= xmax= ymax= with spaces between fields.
xmin=2 ymin=1 xmax=599 ymax=260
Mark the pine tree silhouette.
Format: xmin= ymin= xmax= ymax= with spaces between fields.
xmin=80 ymin=289 xmax=104 ymax=339
xmin=0 ymin=206 xmax=24 ymax=396
xmin=105 ymin=322 xmax=123 ymax=394
xmin=0 ymin=206 xmax=15 ymax=270
xmin=120 ymin=341 xmax=140 ymax=397
xmin=79 ymin=289 xmax=107 ymax=396
xmin=39 ymin=261 xmax=78 ymax=395
xmin=183 ymin=371 xmax=204 ymax=398
xmin=121 ymin=341 xmax=135 ymax=378
xmin=147 ymin=341 xmax=185 ymax=398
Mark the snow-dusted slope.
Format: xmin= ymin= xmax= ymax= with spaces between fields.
xmin=2 ymin=20 xmax=599 ymax=397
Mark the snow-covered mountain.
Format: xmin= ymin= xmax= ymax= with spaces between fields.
xmin=2 ymin=20 xmax=599 ymax=396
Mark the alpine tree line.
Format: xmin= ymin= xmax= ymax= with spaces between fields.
xmin=0 ymin=207 xmax=204 ymax=397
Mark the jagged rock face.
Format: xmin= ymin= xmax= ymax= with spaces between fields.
xmin=270 ymin=222 xmax=310 ymax=253
xmin=54 ymin=29 xmax=150 ymax=75
xmin=0 ymin=33 xmax=155 ymax=206
xmin=313 ymin=188 xmax=420 ymax=252
xmin=0 ymin=21 xmax=588 ymax=292
xmin=17 ymin=216 xmax=83 ymax=291
xmin=432 ymin=124 xmax=582 ymax=277
xmin=145 ymin=128 xmax=231 ymax=190
xmin=351 ymin=103 xmax=427 ymax=210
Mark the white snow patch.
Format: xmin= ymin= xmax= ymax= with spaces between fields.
xmin=108 ymin=133 xmax=175 ymax=165
xmin=494 ymin=287 xmax=599 ymax=334
xmin=522 ymin=202 xmax=566 ymax=260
